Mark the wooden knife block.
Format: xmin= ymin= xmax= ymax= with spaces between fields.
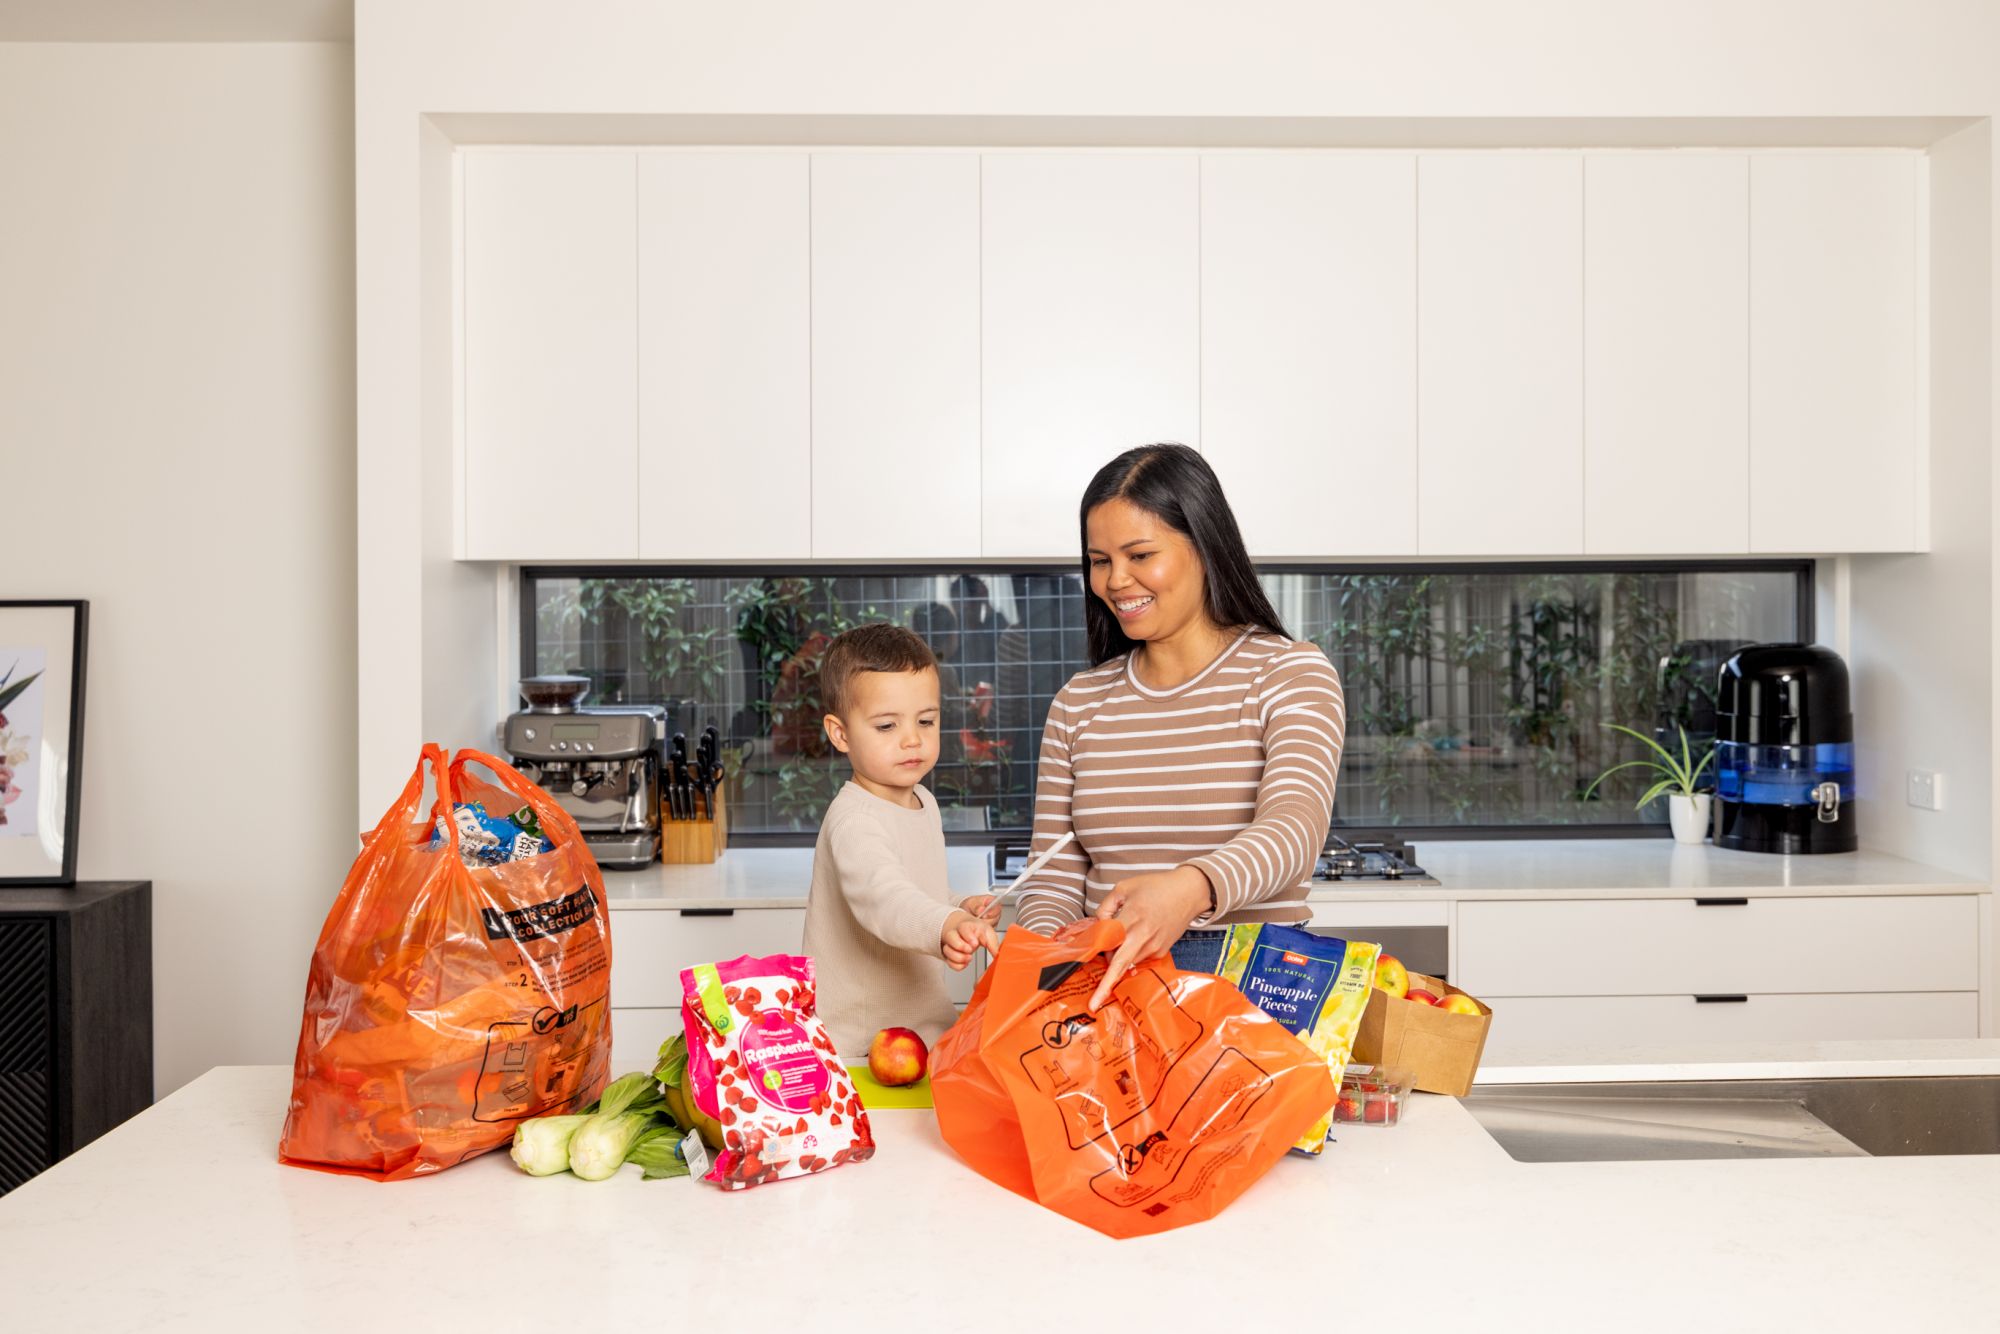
xmin=661 ymin=787 xmax=727 ymax=864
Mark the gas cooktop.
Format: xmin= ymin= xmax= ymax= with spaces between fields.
xmin=1315 ymin=836 xmax=1437 ymax=885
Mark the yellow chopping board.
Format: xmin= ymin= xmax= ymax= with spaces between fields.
xmin=847 ymin=1064 xmax=933 ymax=1110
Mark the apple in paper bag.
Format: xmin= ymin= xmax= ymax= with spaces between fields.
xmin=1373 ymin=955 xmax=1410 ymax=999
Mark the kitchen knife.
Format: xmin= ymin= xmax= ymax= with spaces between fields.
xmin=670 ymin=733 xmax=690 ymax=821
xmin=699 ymin=726 xmax=719 ymax=820
xmin=682 ymin=749 xmax=696 ymax=822
xmin=705 ymin=736 xmax=725 ymax=824
xmin=693 ymin=731 xmax=713 ymax=821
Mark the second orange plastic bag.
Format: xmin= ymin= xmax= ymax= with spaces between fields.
xmin=930 ymin=919 xmax=1336 ymax=1239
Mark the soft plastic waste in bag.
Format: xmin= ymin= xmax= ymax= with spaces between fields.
xmin=278 ymin=745 xmax=613 ymax=1179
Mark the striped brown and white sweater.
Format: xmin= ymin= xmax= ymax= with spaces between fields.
xmin=1012 ymin=631 xmax=1345 ymax=934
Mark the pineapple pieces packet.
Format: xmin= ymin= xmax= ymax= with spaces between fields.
xmin=1173 ymin=921 xmax=1380 ymax=1155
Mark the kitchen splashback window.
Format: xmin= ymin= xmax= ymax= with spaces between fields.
xmin=523 ymin=564 xmax=1809 ymax=840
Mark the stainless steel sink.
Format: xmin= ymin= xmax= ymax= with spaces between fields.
xmin=1463 ymin=1076 xmax=2000 ymax=1163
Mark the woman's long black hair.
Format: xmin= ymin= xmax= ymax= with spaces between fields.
xmin=1079 ymin=443 xmax=1290 ymax=665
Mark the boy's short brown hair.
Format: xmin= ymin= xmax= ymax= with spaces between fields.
xmin=819 ymin=622 xmax=939 ymax=718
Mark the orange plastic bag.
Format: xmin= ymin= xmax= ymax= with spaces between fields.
xmin=279 ymin=745 xmax=613 ymax=1180
xmin=930 ymin=919 xmax=1337 ymax=1239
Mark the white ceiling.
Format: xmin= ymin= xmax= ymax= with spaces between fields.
xmin=0 ymin=0 xmax=350 ymax=41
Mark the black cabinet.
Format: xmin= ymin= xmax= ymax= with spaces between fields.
xmin=0 ymin=882 xmax=152 ymax=1194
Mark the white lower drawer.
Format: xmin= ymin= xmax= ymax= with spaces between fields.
xmin=1480 ymin=991 xmax=1980 ymax=1061
xmin=945 ymin=950 xmax=987 ymax=1004
xmin=607 ymin=907 xmax=807 ymax=1008
xmin=612 ymin=905 xmax=986 ymax=1027
xmin=1457 ymin=894 xmax=1979 ymax=997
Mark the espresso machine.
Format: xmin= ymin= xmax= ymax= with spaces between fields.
xmin=503 ymin=675 xmax=665 ymax=870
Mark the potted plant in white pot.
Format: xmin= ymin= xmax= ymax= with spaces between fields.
xmin=1585 ymin=724 xmax=1716 ymax=845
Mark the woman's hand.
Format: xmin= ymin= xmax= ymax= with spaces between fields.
xmin=1078 ymin=866 xmax=1213 ymax=1010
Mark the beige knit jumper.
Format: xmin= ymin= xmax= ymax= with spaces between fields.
xmin=803 ymin=780 xmax=974 ymax=1058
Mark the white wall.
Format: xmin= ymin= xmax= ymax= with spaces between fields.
xmin=353 ymin=0 xmax=2000 ymax=825
xmin=351 ymin=4 xmax=1999 ymax=1048
xmin=1851 ymin=121 xmax=1993 ymax=882
xmin=0 ymin=42 xmax=357 ymax=1095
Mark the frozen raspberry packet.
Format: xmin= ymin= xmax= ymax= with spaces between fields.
xmin=680 ymin=954 xmax=875 ymax=1190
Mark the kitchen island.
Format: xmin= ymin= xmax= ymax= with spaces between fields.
xmin=2 ymin=1055 xmax=1994 ymax=1331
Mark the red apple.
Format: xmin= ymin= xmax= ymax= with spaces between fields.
xmin=1442 ymin=992 xmax=1483 ymax=1017
xmin=1406 ymin=989 xmax=1441 ymax=1006
xmin=1373 ymin=955 xmax=1409 ymax=999
xmin=867 ymin=1027 xmax=929 ymax=1087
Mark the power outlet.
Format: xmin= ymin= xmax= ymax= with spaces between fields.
xmin=1906 ymin=770 xmax=1944 ymax=811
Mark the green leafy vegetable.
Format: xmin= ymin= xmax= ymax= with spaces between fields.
xmin=510 ymin=1114 xmax=593 ymax=1176
xmin=595 ymin=1070 xmax=666 ymax=1118
xmin=569 ymin=1108 xmax=667 ymax=1181
xmin=654 ymin=1034 xmax=722 ymax=1150
xmin=653 ymin=1035 xmax=689 ymax=1090
xmin=510 ymin=1070 xmax=692 ymax=1182
xmin=625 ymin=1125 xmax=693 ymax=1181
xmin=564 ymin=1070 xmax=672 ymax=1181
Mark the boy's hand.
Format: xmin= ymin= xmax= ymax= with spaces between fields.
xmin=959 ymin=894 xmax=1002 ymax=924
xmin=940 ymin=909 xmax=1000 ymax=970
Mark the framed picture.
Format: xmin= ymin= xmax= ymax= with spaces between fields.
xmin=0 ymin=601 xmax=89 ymax=886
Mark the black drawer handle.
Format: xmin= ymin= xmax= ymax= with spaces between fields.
xmin=1694 ymin=897 xmax=1749 ymax=907
xmin=679 ymin=908 xmax=736 ymax=918
xmin=1694 ymin=994 xmax=1749 ymax=1003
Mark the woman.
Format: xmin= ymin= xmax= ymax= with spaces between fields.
xmin=1013 ymin=443 xmax=1345 ymax=1011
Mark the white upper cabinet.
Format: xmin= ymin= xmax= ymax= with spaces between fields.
xmin=1583 ymin=154 xmax=1750 ymax=554
xmin=1417 ymin=155 xmax=1584 ymax=555
xmin=637 ymin=152 xmax=812 ymax=560
xmin=980 ymin=154 xmax=1201 ymax=559
xmin=809 ymin=154 xmax=982 ymax=559
xmin=1201 ymin=154 xmax=1417 ymax=557
xmin=1749 ymin=154 xmax=1923 ymax=553
xmin=461 ymin=152 xmax=638 ymax=560
xmin=456 ymin=146 xmax=1928 ymax=566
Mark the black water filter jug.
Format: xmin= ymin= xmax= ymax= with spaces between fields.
xmin=1714 ymin=644 xmax=1857 ymax=854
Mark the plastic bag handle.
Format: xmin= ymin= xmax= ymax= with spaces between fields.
xmin=446 ymin=747 xmax=591 ymax=859
xmin=361 ymin=742 xmax=453 ymax=853
xmin=980 ymin=917 xmax=1127 ymax=1032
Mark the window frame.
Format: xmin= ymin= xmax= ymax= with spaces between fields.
xmin=520 ymin=558 xmax=1815 ymax=846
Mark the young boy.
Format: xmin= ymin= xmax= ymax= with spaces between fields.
xmin=802 ymin=622 xmax=1001 ymax=1058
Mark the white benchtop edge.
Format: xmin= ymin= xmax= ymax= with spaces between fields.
xmin=1476 ymin=1037 xmax=2000 ymax=1085
xmin=600 ymin=839 xmax=1985 ymax=911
